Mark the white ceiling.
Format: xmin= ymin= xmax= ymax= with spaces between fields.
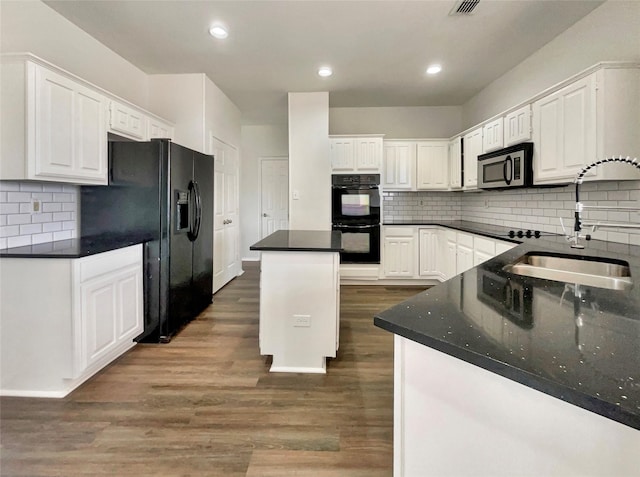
xmin=44 ymin=0 xmax=604 ymax=125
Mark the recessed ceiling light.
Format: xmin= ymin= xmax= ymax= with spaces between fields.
xmin=209 ymin=25 xmax=228 ymax=39
xmin=318 ymin=66 xmax=333 ymax=77
xmin=426 ymin=64 xmax=442 ymax=75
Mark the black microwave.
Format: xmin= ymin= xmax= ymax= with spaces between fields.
xmin=477 ymin=142 xmax=534 ymax=190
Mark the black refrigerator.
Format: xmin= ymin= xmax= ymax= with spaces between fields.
xmin=81 ymin=139 xmax=214 ymax=343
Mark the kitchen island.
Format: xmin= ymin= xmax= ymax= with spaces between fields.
xmin=250 ymin=230 xmax=342 ymax=373
xmin=375 ymin=234 xmax=640 ymax=477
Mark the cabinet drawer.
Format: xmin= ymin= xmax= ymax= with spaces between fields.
xmin=456 ymin=232 xmax=474 ymax=248
xmin=474 ymin=236 xmax=496 ymax=256
xmin=384 ymin=226 xmax=416 ymax=237
xmin=78 ymin=244 xmax=142 ymax=282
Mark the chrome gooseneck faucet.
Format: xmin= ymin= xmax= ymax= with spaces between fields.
xmin=561 ymin=156 xmax=640 ymax=248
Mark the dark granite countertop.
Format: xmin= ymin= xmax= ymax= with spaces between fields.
xmin=375 ymin=234 xmax=640 ymax=430
xmin=0 ymin=233 xmax=153 ymax=259
xmin=250 ymin=230 xmax=343 ymax=253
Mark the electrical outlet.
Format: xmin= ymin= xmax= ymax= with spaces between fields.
xmin=30 ymin=198 xmax=42 ymax=214
xmin=293 ymin=314 xmax=311 ymax=327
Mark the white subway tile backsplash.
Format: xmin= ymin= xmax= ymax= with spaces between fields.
xmin=31 ymin=213 xmax=53 ymax=223
xmin=0 ymin=182 xmax=20 ymax=192
xmin=1 ymin=225 xmax=20 ymax=237
xmin=7 ymin=235 xmax=31 ymax=248
xmin=0 ymin=203 xmax=20 ymax=214
xmin=0 ymin=181 xmax=78 ymax=249
xmin=53 ymin=230 xmax=72 ymax=241
xmin=31 ymin=232 xmax=53 ymax=245
xmin=7 ymin=214 xmax=31 ymax=226
xmin=19 ymin=183 xmax=43 ymax=192
xmin=42 ymin=184 xmax=63 ymax=193
xmin=42 ymin=202 xmax=62 ymax=213
xmin=20 ymin=223 xmax=42 ymax=235
xmin=42 ymin=222 xmax=62 ymax=233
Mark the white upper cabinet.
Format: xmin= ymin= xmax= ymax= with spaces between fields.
xmin=1 ymin=58 xmax=108 ymax=185
xmin=463 ymin=127 xmax=483 ymax=190
xmin=482 ymin=118 xmax=503 ymax=153
xmin=354 ymin=136 xmax=383 ymax=172
xmin=532 ymin=66 xmax=640 ymax=184
xmin=416 ymin=140 xmax=449 ymax=190
xmin=330 ymin=135 xmax=383 ymax=173
xmin=383 ymin=140 xmax=416 ymax=190
xmin=532 ymin=74 xmax=596 ymax=183
xmin=1 ymin=54 xmax=175 ymax=185
xmin=147 ymin=117 xmax=175 ymax=140
xmin=448 ymin=137 xmax=462 ymax=189
xmin=504 ymin=105 xmax=531 ymax=146
xmin=109 ymin=100 xmax=146 ymax=140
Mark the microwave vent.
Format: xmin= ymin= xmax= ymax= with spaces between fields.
xmin=449 ymin=0 xmax=480 ymax=15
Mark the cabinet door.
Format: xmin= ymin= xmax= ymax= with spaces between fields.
xmin=330 ymin=138 xmax=355 ymax=172
xmin=109 ymin=101 xmax=146 ymax=140
xmin=148 ymin=118 xmax=174 ymax=140
xmin=383 ymin=230 xmax=416 ymax=277
xmin=419 ymin=229 xmax=438 ymax=276
xmin=504 ymin=105 xmax=531 ymax=146
xmin=456 ymin=244 xmax=474 ymax=274
xmin=383 ymin=141 xmax=415 ymax=190
xmin=482 ymin=119 xmax=503 ymax=153
xmin=116 ymin=266 xmax=144 ymax=342
xmin=463 ymin=128 xmax=482 ymax=189
xmin=448 ymin=137 xmax=462 ymax=189
xmin=355 ymin=137 xmax=382 ymax=172
xmin=81 ymin=275 xmax=119 ymax=371
xmin=533 ymin=75 xmax=596 ymax=183
xmin=33 ymin=65 xmax=107 ymax=184
xmin=416 ymin=141 xmax=449 ymax=190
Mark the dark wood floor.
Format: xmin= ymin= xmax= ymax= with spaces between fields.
xmin=0 ymin=262 xmax=427 ymax=476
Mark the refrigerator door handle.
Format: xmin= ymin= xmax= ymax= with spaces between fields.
xmin=189 ymin=180 xmax=202 ymax=241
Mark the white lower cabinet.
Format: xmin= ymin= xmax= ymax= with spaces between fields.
xmin=383 ymin=227 xmax=418 ymax=278
xmin=383 ymin=226 xmax=518 ymax=283
xmin=0 ymin=245 xmax=143 ymax=397
xmin=418 ymin=228 xmax=439 ymax=277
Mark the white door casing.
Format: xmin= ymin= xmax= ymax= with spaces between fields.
xmin=260 ymin=157 xmax=289 ymax=239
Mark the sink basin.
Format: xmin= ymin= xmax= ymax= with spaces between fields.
xmin=502 ymin=252 xmax=632 ymax=291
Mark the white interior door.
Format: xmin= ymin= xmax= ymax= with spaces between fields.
xmin=260 ymin=158 xmax=289 ymax=238
xmin=210 ymin=136 xmax=241 ymax=294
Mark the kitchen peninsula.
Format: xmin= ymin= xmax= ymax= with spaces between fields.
xmin=375 ymin=230 xmax=640 ymax=477
xmin=250 ymin=230 xmax=342 ymax=373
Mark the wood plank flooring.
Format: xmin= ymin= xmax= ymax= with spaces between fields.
xmin=0 ymin=262 xmax=427 ymax=477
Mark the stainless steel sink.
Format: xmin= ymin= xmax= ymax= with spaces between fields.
xmin=502 ymin=252 xmax=632 ymax=290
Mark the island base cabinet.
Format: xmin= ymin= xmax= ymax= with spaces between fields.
xmin=394 ymin=335 xmax=640 ymax=477
xmin=0 ymin=245 xmax=143 ymax=397
xmin=259 ymin=251 xmax=339 ymax=374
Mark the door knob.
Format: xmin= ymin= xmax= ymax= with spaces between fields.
xmin=263 ymin=213 xmax=268 ymax=217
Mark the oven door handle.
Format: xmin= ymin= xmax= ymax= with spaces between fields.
xmin=334 ymin=224 xmax=378 ymax=229
xmin=332 ymin=185 xmax=379 ymax=190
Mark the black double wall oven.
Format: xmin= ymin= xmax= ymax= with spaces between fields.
xmin=331 ymin=174 xmax=381 ymax=264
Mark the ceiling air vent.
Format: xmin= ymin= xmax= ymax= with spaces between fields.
xmin=449 ymin=0 xmax=480 ymax=15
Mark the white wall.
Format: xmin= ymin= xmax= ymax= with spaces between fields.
xmin=462 ymin=0 xmax=640 ymax=128
xmin=147 ymin=74 xmax=206 ymax=153
xmin=240 ymin=125 xmax=289 ymax=260
xmin=0 ymin=0 xmax=149 ymax=108
xmin=330 ymin=106 xmax=462 ymax=138
xmin=205 ymin=78 xmax=242 ymax=149
xmin=288 ymin=93 xmax=331 ymax=231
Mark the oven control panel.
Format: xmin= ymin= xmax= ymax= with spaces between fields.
xmin=508 ymin=229 xmax=541 ymax=239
